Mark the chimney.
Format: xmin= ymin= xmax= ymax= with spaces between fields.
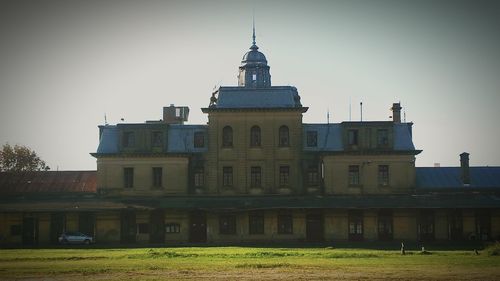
xmin=163 ymin=104 xmax=189 ymax=125
xmin=460 ymin=152 xmax=470 ymax=185
xmin=391 ymin=103 xmax=402 ymax=123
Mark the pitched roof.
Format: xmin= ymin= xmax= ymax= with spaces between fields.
xmin=0 ymin=171 xmax=97 ymax=195
xmin=416 ymin=167 xmax=500 ymax=189
xmin=213 ymin=86 xmax=303 ymax=109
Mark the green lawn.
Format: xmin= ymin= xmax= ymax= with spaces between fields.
xmin=0 ymin=246 xmax=499 ymax=280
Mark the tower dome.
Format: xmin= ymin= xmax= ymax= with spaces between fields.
xmin=237 ymin=25 xmax=271 ymax=88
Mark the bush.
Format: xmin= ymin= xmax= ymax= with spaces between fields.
xmin=485 ymin=242 xmax=500 ymax=256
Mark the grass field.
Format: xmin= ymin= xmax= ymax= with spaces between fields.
xmin=1 ymin=246 xmax=499 ymax=280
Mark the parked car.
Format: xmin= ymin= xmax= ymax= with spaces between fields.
xmin=58 ymin=232 xmax=94 ymax=245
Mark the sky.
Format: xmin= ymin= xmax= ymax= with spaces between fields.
xmin=1 ymin=0 xmax=499 ymax=170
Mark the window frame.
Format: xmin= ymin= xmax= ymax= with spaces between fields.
xmin=279 ymin=166 xmax=290 ymax=186
xmin=278 ymin=125 xmax=290 ymax=147
xmin=151 ymin=131 xmax=163 ymax=147
xmin=250 ymin=126 xmax=261 ymax=147
xmin=219 ymin=214 xmax=237 ymax=235
xmin=194 ymin=132 xmax=205 ymax=148
xmin=250 ymin=166 xmax=262 ymax=188
xmin=376 ymin=129 xmax=389 ymax=147
xmin=222 ymin=126 xmax=233 ymax=147
xmin=194 ymin=166 xmax=204 ymax=188
xmin=165 ymin=223 xmax=181 ymax=234
xmin=124 ymin=167 xmax=134 ymax=188
xmin=122 ymin=131 xmax=135 ymax=148
xmin=347 ymin=129 xmax=358 ymax=146
xmin=348 ymin=165 xmax=360 ymax=186
xmin=306 ymin=130 xmax=318 ymax=147
xmin=152 ymin=167 xmax=163 ymax=189
xmin=377 ymin=210 xmax=393 ymax=241
xmin=348 ymin=210 xmax=363 ymax=241
xmin=307 ymin=164 xmax=319 ymax=186
xmin=378 ymin=165 xmax=389 ymax=186
xmin=222 ymin=166 xmax=233 ymax=187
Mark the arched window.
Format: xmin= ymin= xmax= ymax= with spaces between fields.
xmin=279 ymin=125 xmax=289 ymax=147
xmin=222 ymin=126 xmax=233 ymax=147
xmin=250 ymin=126 xmax=261 ymax=146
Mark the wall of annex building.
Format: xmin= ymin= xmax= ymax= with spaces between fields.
xmin=96 ymin=157 xmax=189 ymax=196
xmin=322 ymin=154 xmax=416 ymax=194
xmin=205 ymin=110 xmax=304 ymax=195
xmin=1 ymin=208 xmax=499 ymax=245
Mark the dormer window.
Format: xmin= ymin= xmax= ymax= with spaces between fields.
xmin=377 ymin=129 xmax=389 ymax=147
xmin=306 ymin=131 xmax=317 ymax=147
xmin=252 ymin=74 xmax=257 ymax=81
xmin=348 ymin=129 xmax=358 ymax=146
xmin=194 ymin=132 xmax=205 ymax=148
xmin=122 ymin=132 xmax=135 ymax=148
xmin=151 ymin=131 xmax=162 ymax=147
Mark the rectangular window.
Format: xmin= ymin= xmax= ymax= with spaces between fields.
xmin=123 ymin=131 xmax=135 ymax=148
xmin=279 ymin=166 xmax=290 ymax=186
xmin=165 ymin=223 xmax=180 ymax=234
xmin=124 ymin=167 xmax=134 ymax=188
xmin=378 ymin=210 xmax=393 ymax=241
xmin=306 ymin=131 xmax=318 ymax=147
xmin=348 ymin=165 xmax=360 ymax=186
xmin=348 ymin=129 xmax=358 ymax=146
xmin=377 ymin=129 xmax=389 ymax=147
xmin=250 ymin=166 xmax=262 ymax=188
xmin=194 ymin=132 xmax=205 ymax=148
xmin=137 ymin=223 xmax=149 ymax=234
xmin=378 ymin=165 xmax=389 ymax=186
xmin=152 ymin=167 xmax=162 ymax=188
xmin=249 ymin=212 xmax=264 ymax=235
xmin=307 ymin=164 xmax=319 ymax=186
xmin=348 ymin=210 xmax=363 ymax=241
xmin=194 ymin=167 xmax=204 ymax=187
xmin=151 ymin=131 xmax=163 ymax=147
xmin=219 ymin=214 xmax=236 ymax=235
xmin=223 ymin=166 xmax=233 ymax=187
xmin=278 ymin=214 xmax=293 ymax=234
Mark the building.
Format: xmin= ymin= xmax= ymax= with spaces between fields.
xmin=1 ymin=32 xmax=500 ymax=246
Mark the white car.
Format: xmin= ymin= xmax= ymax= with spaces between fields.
xmin=58 ymin=232 xmax=94 ymax=245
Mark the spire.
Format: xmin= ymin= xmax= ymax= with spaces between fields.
xmin=251 ymin=15 xmax=258 ymax=50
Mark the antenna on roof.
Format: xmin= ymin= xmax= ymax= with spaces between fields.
xmin=104 ymin=113 xmax=108 ymax=126
xmin=349 ymin=97 xmax=352 ymax=121
xmin=327 ymin=109 xmax=330 ymax=124
xmin=360 ymin=101 xmax=363 ymax=122
xmin=404 ymin=110 xmax=406 ymax=123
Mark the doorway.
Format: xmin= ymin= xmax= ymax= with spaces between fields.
xmin=50 ymin=213 xmax=65 ymax=245
xmin=120 ymin=210 xmax=136 ymax=243
xmin=189 ymin=211 xmax=207 ymax=243
xmin=149 ymin=209 xmax=165 ymax=244
xmin=22 ymin=217 xmax=39 ymax=246
xmin=306 ymin=213 xmax=324 ymax=242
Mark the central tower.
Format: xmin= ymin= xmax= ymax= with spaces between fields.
xmin=237 ymin=25 xmax=271 ymax=88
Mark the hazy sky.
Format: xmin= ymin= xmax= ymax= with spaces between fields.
xmin=1 ymin=0 xmax=499 ymax=170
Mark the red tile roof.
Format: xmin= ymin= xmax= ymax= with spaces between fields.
xmin=0 ymin=171 xmax=97 ymax=194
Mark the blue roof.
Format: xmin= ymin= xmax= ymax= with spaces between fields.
xmin=303 ymin=124 xmax=343 ymax=151
xmin=167 ymin=125 xmax=208 ymax=153
xmin=303 ymin=123 xmax=416 ymax=152
xmin=96 ymin=126 xmax=119 ymax=154
xmin=416 ymin=167 xmax=500 ymax=189
xmin=394 ymin=123 xmax=415 ymax=151
xmin=214 ymin=86 xmax=302 ymax=109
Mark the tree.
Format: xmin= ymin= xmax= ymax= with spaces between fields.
xmin=0 ymin=144 xmax=50 ymax=172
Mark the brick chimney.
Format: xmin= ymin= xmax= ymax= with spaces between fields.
xmin=460 ymin=152 xmax=470 ymax=185
xmin=391 ymin=103 xmax=402 ymax=123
